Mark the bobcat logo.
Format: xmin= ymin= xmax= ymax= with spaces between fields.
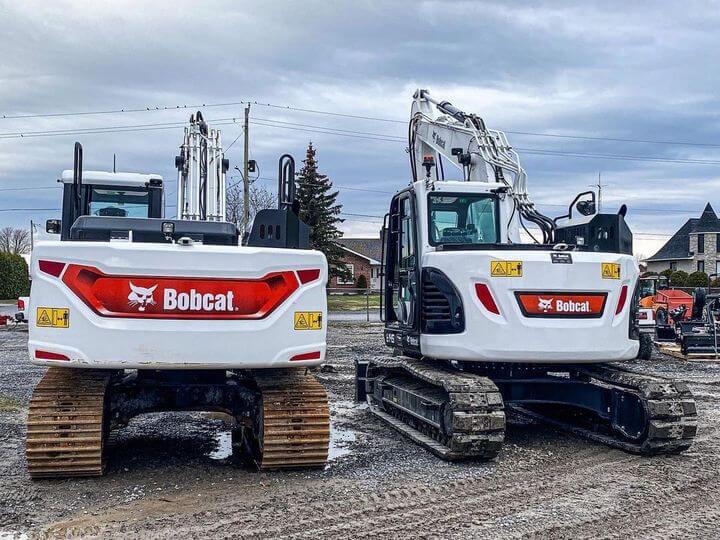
xmin=128 ymin=282 xmax=157 ymax=312
xmin=538 ymin=297 xmax=554 ymax=312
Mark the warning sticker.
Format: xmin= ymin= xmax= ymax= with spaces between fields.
xmin=294 ymin=311 xmax=323 ymax=330
xmin=490 ymin=260 xmax=523 ymax=277
xmin=36 ymin=307 xmax=70 ymax=328
xmin=601 ymin=263 xmax=621 ymax=280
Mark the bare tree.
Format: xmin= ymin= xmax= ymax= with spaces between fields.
xmin=0 ymin=227 xmax=31 ymax=254
xmin=226 ymin=183 xmax=276 ymax=232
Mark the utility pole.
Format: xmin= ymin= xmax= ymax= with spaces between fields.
xmin=590 ymin=172 xmax=603 ymax=213
xmin=242 ymin=104 xmax=251 ymax=229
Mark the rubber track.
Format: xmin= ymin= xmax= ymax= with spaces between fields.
xmin=251 ymin=369 xmax=330 ymax=470
xmin=367 ymin=356 xmax=505 ymax=460
xmin=26 ymin=368 xmax=110 ymax=478
xmin=514 ymin=363 xmax=698 ymax=455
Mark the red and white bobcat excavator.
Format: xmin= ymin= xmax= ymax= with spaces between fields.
xmin=26 ymin=113 xmax=330 ymax=478
xmin=356 ymin=90 xmax=697 ymax=460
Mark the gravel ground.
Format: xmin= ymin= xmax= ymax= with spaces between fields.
xmin=1 ymin=323 xmax=719 ymax=539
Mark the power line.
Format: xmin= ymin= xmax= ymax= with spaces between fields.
xmin=0 ymin=177 xmax=711 ymax=217
xmin=0 ymin=101 xmax=249 ymax=121
xmin=252 ymin=117 xmax=405 ymax=139
xmin=0 ymin=186 xmax=62 ymax=192
xmin=0 ymin=207 xmax=60 ymax=212
xmin=250 ymin=119 xmax=404 ymax=143
xmin=3 ymin=97 xmax=720 ymax=149
xmin=2 ymin=113 xmax=720 ymax=168
xmin=517 ymin=147 xmax=720 ymax=166
xmin=248 ymin=120 xmax=720 ymax=166
xmin=0 ymin=205 xmax=678 ymax=237
xmin=0 ymin=117 xmax=238 ymax=139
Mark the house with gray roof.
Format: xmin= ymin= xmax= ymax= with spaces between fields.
xmin=332 ymin=237 xmax=382 ymax=289
xmin=644 ymin=203 xmax=720 ymax=275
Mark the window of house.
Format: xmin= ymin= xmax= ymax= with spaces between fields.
xmin=716 ymin=234 xmax=720 ymax=252
xmin=697 ymin=260 xmax=705 ymax=273
xmin=698 ymin=234 xmax=705 ymax=254
xmin=337 ymin=263 xmax=355 ymax=285
xmin=670 ymin=262 xmax=677 ymax=271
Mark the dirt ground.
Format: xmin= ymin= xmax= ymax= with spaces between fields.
xmin=1 ymin=322 xmax=719 ymax=539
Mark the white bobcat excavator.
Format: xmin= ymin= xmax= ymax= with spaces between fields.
xmin=356 ymin=90 xmax=697 ymax=459
xmin=26 ymin=113 xmax=330 ymax=478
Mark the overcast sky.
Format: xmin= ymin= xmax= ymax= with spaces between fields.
xmin=1 ymin=0 xmax=719 ymax=255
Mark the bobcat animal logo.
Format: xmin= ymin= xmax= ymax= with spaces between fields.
xmin=128 ymin=282 xmax=158 ymax=312
xmin=538 ymin=297 xmax=554 ymax=312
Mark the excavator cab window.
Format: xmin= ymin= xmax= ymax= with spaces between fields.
xmin=638 ymin=278 xmax=657 ymax=299
xmin=88 ymin=188 xmax=151 ymax=218
xmin=428 ymin=193 xmax=498 ymax=246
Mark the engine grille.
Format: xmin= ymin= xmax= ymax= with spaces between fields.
xmin=422 ymin=277 xmax=452 ymax=325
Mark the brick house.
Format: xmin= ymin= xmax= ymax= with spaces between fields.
xmin=329 ymin=237 xmax=382 ymax=290
xmin=644 ymin=203 xmax=720 ymax=275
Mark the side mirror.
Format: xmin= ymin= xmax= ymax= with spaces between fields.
xmin=46 ymin=219 xmax=61 ymax=234
xmin=576 ymin=200 xmax=596 ymax=216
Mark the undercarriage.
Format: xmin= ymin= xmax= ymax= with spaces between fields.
xmin=356 ymin=357 xmax=697 ymax=460
xmin=26 ymin=367 xmax=330 ymax=478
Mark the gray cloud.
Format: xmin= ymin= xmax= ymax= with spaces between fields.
xmin=1 ymin=0 xmax=719 ymax=239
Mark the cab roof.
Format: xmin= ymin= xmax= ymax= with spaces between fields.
xmin=59 ymin=170 xmax=163 ymax=187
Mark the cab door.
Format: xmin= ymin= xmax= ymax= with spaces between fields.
xmin=383 ymin=191 xmax=420 ymax=354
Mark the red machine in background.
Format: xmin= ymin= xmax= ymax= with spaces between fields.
xmin=637 ymin=276 xmax=693 ymax=340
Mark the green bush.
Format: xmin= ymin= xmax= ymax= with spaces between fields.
xmin=356 ymin=274 xmax=368 ymax=289
xmin=685 ymin=271 xmax=709 ymax=288
xmin=669 ymin=270 xmax=688 ymax=287
xmin=659 ymin=269 xmax=674 ymax=279
xmin=0 ymin=253 xmax=30 ymax=299
xmin=711 ymin=277 xmax=720 ymax=288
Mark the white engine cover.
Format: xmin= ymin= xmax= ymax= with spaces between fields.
xmin=421 ymin=250 xmax=639 ymax=363
xmin=28 ymin=241 xmax=328 ymax=370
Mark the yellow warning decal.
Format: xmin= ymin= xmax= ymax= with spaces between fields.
xmin=294 ymin=311 xmax=323 ymax=330
xmin=490 ymin=260 xmax=523 ymax=277
xmin=36 ymin=307 xmax=70 ymax=328
xmin=601 ymin=263 xmax=621 ymax=280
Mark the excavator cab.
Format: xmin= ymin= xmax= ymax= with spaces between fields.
xmin=46 ymin=144 xmax=164 ymax=241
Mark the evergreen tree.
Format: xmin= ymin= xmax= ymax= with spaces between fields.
xmin=296 ymin=142 xmax=350 ymax=282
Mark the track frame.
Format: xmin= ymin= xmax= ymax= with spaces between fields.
xmin=358 ymin=357 xmax=698 ymax=460
xmin=27 ymin=367 xmax=330 ymax=479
